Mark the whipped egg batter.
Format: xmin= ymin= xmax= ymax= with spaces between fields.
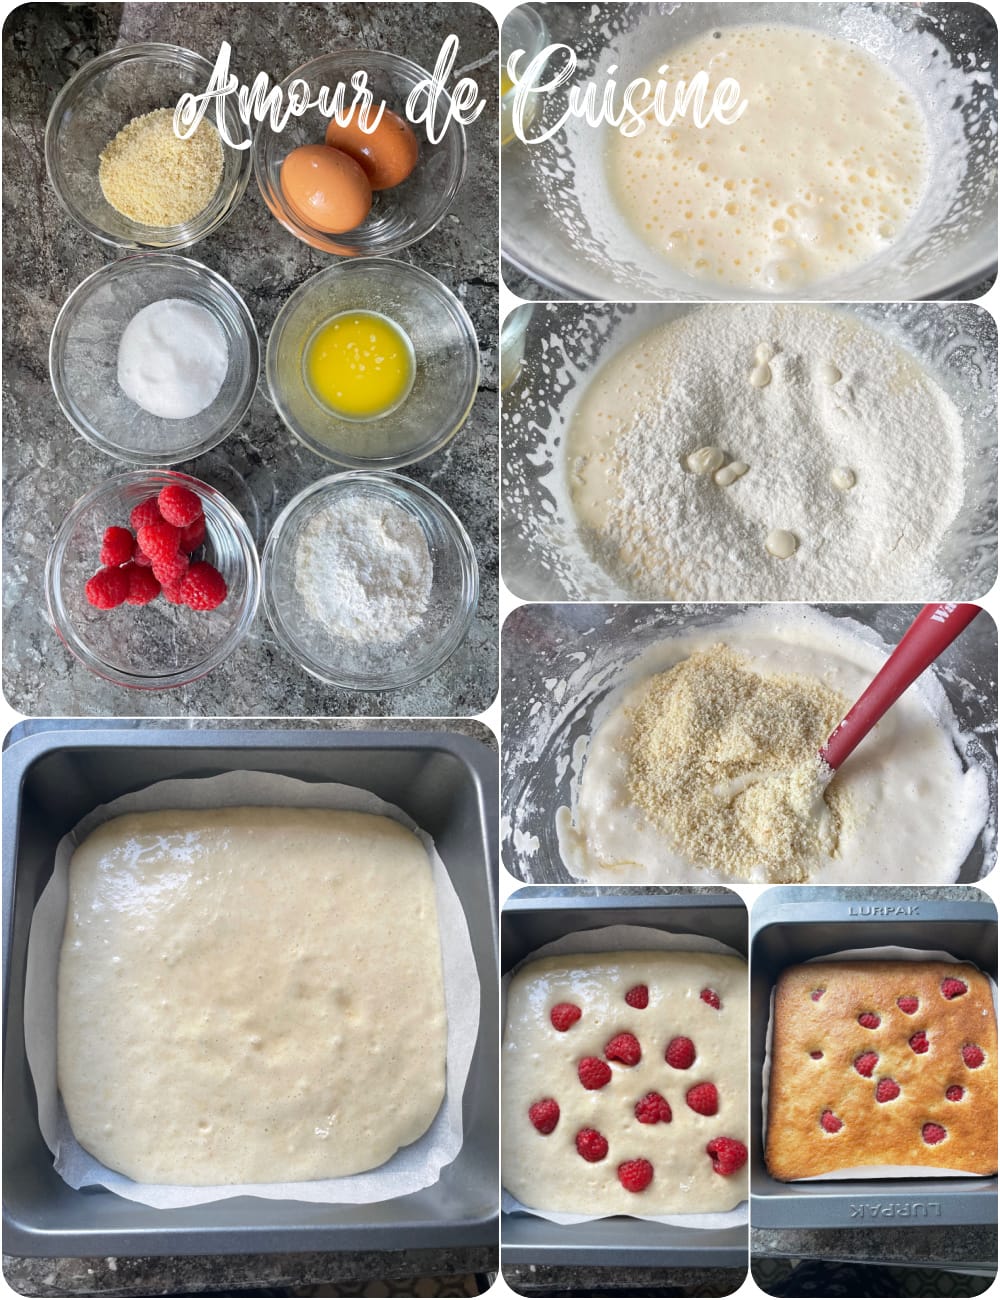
xmin=608 ymin=24 xmax=930 ymax=291
xmin=503 ymin=950 xmax=748 ymax=1215
xmin=58 ymin=808 xmax=447 ymax=1185
xmin=556 ymin=609 xmax=991 ymax=885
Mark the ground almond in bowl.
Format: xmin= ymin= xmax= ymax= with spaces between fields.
xmin=99 ymin=107 xmax=223 ymax=226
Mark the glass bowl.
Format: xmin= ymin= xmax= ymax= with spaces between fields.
xmin=253 ymin=49 xmax=467 ymax=256
xmin=501 ymin=1 xmax=998 ymax=300
xmin=501 ymin=4 xmax=549 ymax=146
xmin=45 ymin=43 xmax=251 ymax=250
xmin=266 ymin=259 xmax=479 ymax=467
xmin=261 ymin=471 xmax=478 ymax=690
xmin=501 ymin=301 xmax=998 ymax=602
xmin=45 ymin=471 xmax=260 ymax=690
xmin=501 ymin=602 xmax=998 ymax=885
xmin=50 ymin=253 xmax=260 ymax=466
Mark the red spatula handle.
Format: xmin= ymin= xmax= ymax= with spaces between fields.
xmin=820 ymin=603 xmax=981 ymax=772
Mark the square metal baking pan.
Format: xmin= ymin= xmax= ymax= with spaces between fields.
xmin=751 ymin=888 xmax=998 ymax=1229
xmin=2 ymin=727 xmax=498 ymax=1258
xmin=501 ymin=888 xmax=749 ymax=1269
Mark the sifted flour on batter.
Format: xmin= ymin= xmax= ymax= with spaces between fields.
xmin=566 ymin=305 xmax=965 ymax=601
xmin=556 ymin=609 xmax=990 ymax=886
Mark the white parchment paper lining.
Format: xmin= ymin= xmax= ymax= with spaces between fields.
xmin=23 ymin=771 xmax=481 ymax=1208
xmin=501 ymin=923 xmax=749 ymax=1229
xmin=762 ymin=945 xmax=999 ymax=1180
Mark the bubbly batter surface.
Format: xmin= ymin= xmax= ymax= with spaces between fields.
xmin=58 ymin=807 xmax=447 ymax=1185
xmin=502 ymin=951 xmax=748 ymax=1215
xmin=608 ymin=25 xmax=930 ymax=291
xmin=557 ymin=611 xmax=990 ymax=886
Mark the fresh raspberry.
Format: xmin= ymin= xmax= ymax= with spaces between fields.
xmin=99 ymin=526 xmax=135 ymax=568
xmin=875 ymin=1078 xmax=901 ymax=1103
xmin=180 ymin=561 xmax=228 ymax=611
xmin=528 ymin=1098 xmax=560 ymax=1135
xmin=858 ymin=1012 xmax=881 ymax=1029
xmin=686 ymin=1082 xmax=719 ymax=1116
xmin=550 ymin=1002 xmax=582 ymax=1032
xmin=160 ymin=582 xmax=186 ymax=605
xmin=137 ymin=520 xmax=182 ymax=563
xmin=706 ymin=1137 xmax=747 ymax=1175
xmin=605 ymin=1032 xmax=641 ymax=1067
xmin=946 ymin=1085 xmax=965 ymax=1102
xmin=634 ymin=1091 xmax=672 ymax=1125
xmin=84 ymin=567 xmax=130 ymax=610
xmin=617 ymin=1157 xmax=653 ymax=1193
xmin=854 ymin=1052 xmax=878 ymax=1077
xmin=123 ymin=563 xmax=161 ymax=606
xmin=178 ymin=515 xmax=207 ymax=553
xmin=941 ymin=977 xmax=968 ymax=1000
xmin=809 ymin=1050 xmax=824 ymax=1060
xmin=157 ymin=484 xmax=203 ymax=527
xmin=810 ymin=988 xmax=825 ymax=1001
xmin=625 ymin=984 xmax=649 ymax=1009
xmin=909 ymin=1031 xmax=929 ymax=1055
xmin=575 ymin=1128 xmax=609 ymax=1162
xmin=897 ymin=995 xmax=919 ymax=1015
xmin=962 ymin=1043 xmax=985 ymax=1069
xmin=922 ymin=1122 xmax=947 ymax=1145
xmin=151 ymin=551 xmax=190 ymax=590
xmin=578 ymin=1056 xmax=612 ymax=1090
xmin=700 ymin=988 xmax=722 ymax=1010
xmin=665 ymin=1036 xmax=696 ymax=1070
xmin=129 ymin=497 xmax=162 ymax=532
xmin=820 ymin=1110 xmax=843 ymax=1134
xmin=133 ymin=548 xmax=153 ymax=567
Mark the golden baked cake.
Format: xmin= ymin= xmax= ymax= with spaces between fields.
xmin=766 ymin=960 xmax=998 ymax=1180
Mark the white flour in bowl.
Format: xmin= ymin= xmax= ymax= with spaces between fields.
xmin=293 ymin=496 xmax=432 ymax=643
xmin=566 ymin=304 xmax=965 ymax=600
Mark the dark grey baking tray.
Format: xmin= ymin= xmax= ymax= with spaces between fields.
xmin=501 ymin=888 xmax=749 ymax=1269
xmin=751 ymin=888 xmax=998 ymax=1229
xmin=2 ymin=727 xmax=498 ymax=1258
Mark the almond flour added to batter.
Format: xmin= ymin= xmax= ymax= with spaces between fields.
xmin=608 ymin=24 xmax=930 ymax=292
xmin=556 ymin=611 xmax=990 ymax=886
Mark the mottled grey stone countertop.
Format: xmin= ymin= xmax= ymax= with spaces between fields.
xmin=502 ymin=1263 xmax=747 ymax=1296
xmin=2 ymin=2 xmax=499 ymax=719
xmin=2 ymin=1249 xmax=496 ymax=1297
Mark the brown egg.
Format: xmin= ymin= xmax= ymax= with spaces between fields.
xmin=324 ymin=107 xmax=419 ymax=191
xmin=279 ymin=144 xmax=372 ymax=234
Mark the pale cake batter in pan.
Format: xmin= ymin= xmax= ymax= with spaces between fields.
xmin=502 ymin=950 xmax=748 ymax=1215
xmin=57 ymin=807 xmax=447 ymax=1186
